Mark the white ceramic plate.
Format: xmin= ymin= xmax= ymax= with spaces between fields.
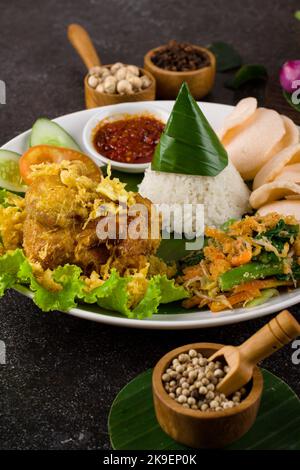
xmin=3 ymin=101 xmax=300 ymax=329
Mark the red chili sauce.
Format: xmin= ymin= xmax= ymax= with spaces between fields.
xmin=93 ymin=114 xmax=165 ymax=164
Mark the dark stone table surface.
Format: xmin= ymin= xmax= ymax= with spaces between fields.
xmin=0 ymin=0 xmax=299 ymax=450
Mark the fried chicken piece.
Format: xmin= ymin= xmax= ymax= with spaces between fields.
xmin=76 ymin=195 xmax=160 ymax=275
xmin=23 ymin=217 xmax=79 ymax=270
xmin=74 ymin=220 xmax=110 ymax=274
xmin=23 ymin=162 xmax=160 ymax=275
xmin=25 ymin=175 xmax=88 ymax=228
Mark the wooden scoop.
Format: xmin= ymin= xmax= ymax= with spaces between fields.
xmin=68 ymin=23 xmax=101 ymax=70
xmin=209 ymin=310 xmax=300 ymax=396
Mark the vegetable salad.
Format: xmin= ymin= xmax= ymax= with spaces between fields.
xmin=179 ymin=213 xmax=300 ymax=312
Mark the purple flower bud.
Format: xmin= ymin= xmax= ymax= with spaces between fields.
xmin=279 ymin=60 xmax=300 ymax=93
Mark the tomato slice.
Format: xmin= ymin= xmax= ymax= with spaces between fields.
xmin=19 ymin=145 xmax=102 ymax=184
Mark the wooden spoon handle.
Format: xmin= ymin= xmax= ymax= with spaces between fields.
xmin=68 ymin=23 xmax=101 ymax=70
xmin=238 ymin=310 xmax=300 ymax=365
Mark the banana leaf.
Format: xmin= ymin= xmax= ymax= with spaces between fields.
xmin=152 ymin=83 xmax=228 ymax=176
xmin=207 ymin=42 xmax=242 ymax=72
xmin=108 ymin=369 xmax=300 ymax=450
xmin=225 ymin=65 xmax=268 ymax=90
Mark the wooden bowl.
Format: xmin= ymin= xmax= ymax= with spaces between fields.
xmin=144 ymin=45 xmax=216 ymax=99
xmin=152 ymin=342 xmax=263 ymax=449
xmin=84 ymin=66 xmax=156 ymax=109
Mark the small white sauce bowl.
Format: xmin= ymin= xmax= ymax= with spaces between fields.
xmin=82 ymin=102 xmax=169 ymax=173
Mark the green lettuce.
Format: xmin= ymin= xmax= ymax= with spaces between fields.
xmin=82 ymin=271 xmax=188 ymax=319
xmin=0 ymin=249 xmax=26 ymax=295
xmin=0 ymin=250 xmax=188 ymax=318
xmin=19 ymin=261 xmax=85 ymax=312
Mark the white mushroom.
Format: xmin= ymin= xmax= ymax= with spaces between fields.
xmin=89 ymin=66 xmax=102 ymax=76
xmin=87 ymin=75 xmax=99 ymax=88
xmin=115 ymin=67 xmax=128 ymax=81
xmin=117 ymin=79 xmax=133 ymax=95
xmin=103 ymin=76 xmax=117 ymax=94
xmin=140 ymin=75 xmax=151 ymax=89
xmin=126 ymin=65 xmax=140 ymax=76
xmin=110 ymin=62 xmax=124 ymax=74
xmin=100 ymin=67 xmax=110 ymax=78
xmin=96 ymin=83 xmax=104 ymax=93
xmin=127 ymin=75 xmax=142 ymax=91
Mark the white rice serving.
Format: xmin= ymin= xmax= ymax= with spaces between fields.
xmin=139 ymin=161 xmax=250 ymax=235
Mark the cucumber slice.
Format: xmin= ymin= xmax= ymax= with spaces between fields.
xmin=30 ymin=117 xmax=81 ymax=151
xmin=0 ymin=150 xmax=27 ymax=193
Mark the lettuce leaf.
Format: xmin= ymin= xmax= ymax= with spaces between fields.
xmin=157 ymin=275 xmax=188 ymax=303
xmin=0 ymin=249 xmax=26 ymax=295
xmin=0 ymin=249 xmax=189 ymax=318
xmin=81 ymin=272 xmax=188 ymax=319
xmin=132 ymin=277 xmax=161 ymax=319
xmin=19 ymin=261 xmax=84 ymax=312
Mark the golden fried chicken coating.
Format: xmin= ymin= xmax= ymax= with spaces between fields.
xmin=22 ymin=161 xmax=161 ymax=275
xmin=23 ymin=217 xmax=79 ymax=270
xmin=25 ymin=175 xmax=88 ymax=228
xmin=74 ymin=220 xmax=110 ymax=274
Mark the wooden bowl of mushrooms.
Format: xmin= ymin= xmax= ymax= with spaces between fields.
xmin=68 ymin=24 xmax=156 ymax=109
xmin=152 ymin=343 xmax=263 ymax=449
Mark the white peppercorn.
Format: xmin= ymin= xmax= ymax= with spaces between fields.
xmin=187 ymin=397 xmax=196 ymax=406
xmin=177 ymin=395 xmax=187 ymax=404
xmin=206 ymin=391 xmax=215 ymax=400
xmin=210 ymin=400 xmax=219 ymax=409
xmin=178 ymin=354 xmax=189 ymax=363
xmin=162 ymin=350 xmax=246 ymax=412
xmin=162 ymin=373 xmax=170 ymax=382
xmin=214 ymin=368 xmax=224 ymax=378
xmin=189 ymin=349 xmax=197 ymax=358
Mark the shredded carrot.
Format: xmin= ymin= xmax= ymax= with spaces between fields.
xmin=182 ymin=265 xmax=203 ymax=281
xmin=182 ymin=295 xmax=202 ymax=309
xmin=234 ymin=279 xmax=293 ymax=293
xmin=230 ymin=249 xmax=252 ymax=266
xmin=210 ymin=291 xmax=256 ymax=312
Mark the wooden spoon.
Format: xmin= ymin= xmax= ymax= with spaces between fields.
xmin=209 ymin=310 xmax=300 ymax=396
xmin=67 ymin=23 xmax=101 ymax=70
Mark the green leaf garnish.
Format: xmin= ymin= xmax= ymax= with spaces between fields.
xmin=295 ymin=10 xmax=300 ymax=20
xmin=152 ymin=82 xmax=228 ymax=176
xmin=283 ymin=90 xmax=300 ymax=112
xmin=208 ymin=42 xmax=242 ymax=72
xmin=225 ymin=65 xmax=268 ymax=89
xmin=0 ymin=249 xmax=188 ymax=318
